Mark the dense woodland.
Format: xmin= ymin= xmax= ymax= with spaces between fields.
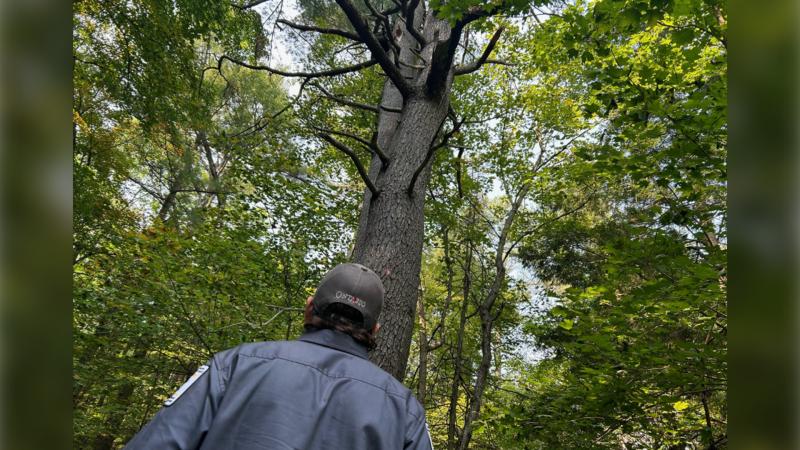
xmin=73 ymin=0 xmax=726 ymax=448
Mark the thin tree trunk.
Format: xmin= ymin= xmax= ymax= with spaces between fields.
xmin=457 ymin=183 xmax=530 ymax=450
xmin=457 ymin=310 xmax=495 ymax=450
xmin=493 ymin=330 xmax=502 ymax=377
xmin=447 ymin=244 xmax=472 ymax=450
xmin=157 ymin=181 xmax=179 ymax=222
xmin=198 ymin=132 xmax=226 ymax=208
xmin=416 ymin=286 xmax=429 ymax=403
xmin=417 ymin=226 xmax=452 ymax=402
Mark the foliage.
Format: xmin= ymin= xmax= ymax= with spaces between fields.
xmin=502 ymin=0 xmax=727 ymax=448
xmin=73 ymin=0 xmax=726 ymax=448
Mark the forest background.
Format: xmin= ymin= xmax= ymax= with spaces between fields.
xmin=72 ymin=0 xmax=726 ymax=448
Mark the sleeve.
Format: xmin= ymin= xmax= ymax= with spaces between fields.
xmin=123 ymin=356 xmax=225 ymax=450
xmin=404 ymin=400 xmax=434 ymax=450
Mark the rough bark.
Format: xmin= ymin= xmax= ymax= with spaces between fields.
xmin=354 ymin=8 xmax=457 ymax=381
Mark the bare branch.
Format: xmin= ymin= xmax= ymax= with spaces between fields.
xmin=455 ymin=147 xmax=465 ymax=199
xmin=230 ymin=78 xmax=312 ymax=139
xmin=277 ymin=19 xmax=372 ymax=44
xmin=405 ymin=0 xmax=427 ymax=46
xmin=455 ymin=27 xmax=506 ymax=75
xmin=312 ymin=82 xmax=379 ymax=113
xmin=379 ymin=103 xmax=403 ymax=113
xmin=312 ymin=127 xmax=390 ymax=166
xmin=484 ymin=59 xmax=517 ymax=67
xmin=230 ymin=0 xmax=270 ymax=11
xmin=333 ymin=0 xmax=413 ymax=97
xmin=364 ymin=0 xmax=386 ymax=19
xmin=534 ymin=126 xmax=547 ymax=171
xmin=367 ymin=1 xmax=401 ymax=56
xmin=379 ymin=4 xmax=402 ymax=17
xmin=430 ymin=121 xmax=463 ymax=154
xmin=399 ymin=60 xmax=425 ymax=70
xmin=175 ymin=188 xmax=233 ymax=195
xmin=426 ymin=15 xmax=498 ymax=96
xmin=313 ymin=126 xmax=372 ymax=149
xmin=505 ymin=187 xmax=598 ymax=260
xmin=409 ymin=47 xmax=427 ymax=64
xmin=408 ymin=116 xmax=460 ymax=194
xmin=127 ymin=177 xmax=164 ymax=201
xmin=219 ymin=55 xmax=378 ymax=79
xmin=317 ymin=132 xmax=381 ymax=195
xmin=368 ymin=131 xmax=391 ymax=164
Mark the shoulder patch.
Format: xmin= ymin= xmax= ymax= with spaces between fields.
xmin=164 ymin=365 xmax=209 ymax=406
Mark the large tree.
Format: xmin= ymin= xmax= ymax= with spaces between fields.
xmin=219 ymin=0 xmax=536 ymax=379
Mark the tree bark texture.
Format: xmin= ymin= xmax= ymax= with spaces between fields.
xmin=354 ymin=9 xmax=457 ymax=381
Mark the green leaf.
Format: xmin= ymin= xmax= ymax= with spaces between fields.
xmin=671 ymin=28 xmax=695 ymax=46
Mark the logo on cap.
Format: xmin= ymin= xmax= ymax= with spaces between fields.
xmin=336 ymin=290 xmax=366 ymax=308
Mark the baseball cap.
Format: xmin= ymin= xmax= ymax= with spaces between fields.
xmin=313 ymin=263 xmax=384 ymax=330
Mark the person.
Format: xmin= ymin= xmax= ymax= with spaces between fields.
xmin=123 ymin=263 xmax=434 ymax=449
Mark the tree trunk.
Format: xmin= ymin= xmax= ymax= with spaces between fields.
xmin=456 ymin=310 xmax=494 ymax=450
xmin=416 ymin=286 xmax=428 ymax=403
xmin=457 ymin=183 xmax=530 ymax=450
xmin=157 ymin=181 xmax=179 ymax=222
xmin=356 ymin=10 xmax=456 ymax=381
xmin=447 ymin=244 xmax=471 ymax=450
xmin=493 ymin=330 xmax=502 ymax=377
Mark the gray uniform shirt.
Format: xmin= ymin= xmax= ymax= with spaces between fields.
xmin=123 ymin=328 xmax=433 ymax=450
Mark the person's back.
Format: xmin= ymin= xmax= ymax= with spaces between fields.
xmin=123 ymin=263 xmax=433 ymax=450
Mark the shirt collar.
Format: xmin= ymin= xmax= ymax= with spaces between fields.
xmin=297 ymin=328 xmax=369 ymax=360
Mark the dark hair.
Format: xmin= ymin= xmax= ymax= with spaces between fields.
xmin=304 ymin=303 xmax=377 ymax=350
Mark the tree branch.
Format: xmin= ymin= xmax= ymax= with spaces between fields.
xmin=399 ymin=59 xmax=425 ymax=70
xmin=369 ymin=131 xmax=391 ymax=164
xmin=277 ymin=19 xmax=375 ymax=44
xmin=368 ymin=1 xmax=401 ymax=56
xmin=230 ymin=0 xmax=271 ymax=11
xmin=505 ymin=188 xmax=598 ymax=260
xmin=333 ymin=0 xmax=413 ymax=97
xmin=175 ymin=188 xmax=233 ymax=195
xmin=405 ymin=0 xmax=427 ymax=46
xmin=408 ymin=116 xmax=460 ymax=194
xmin=312 ymin=126 xmax=389 ymax=166
xmin=455 ymin=27 xmax=506 ymax=76
xmin=379 ymin=103 xmax=403 ymax=113
xmin=312 ymin=82 xmax=379 ymax=113
xmin=484 ymin=59 xmax=517 ymax=67
xmin=127 ymin=177 xmax=164 ymax=201
xmin=426 ymin=14 xmax=496 ymax=97
xmin=219 ymin=55 xmax=378 ymax=79
xmin=317 ymin=132 xmax=381 ymax=195
xmin=229 ymin=78 xmax=312 ymax=139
